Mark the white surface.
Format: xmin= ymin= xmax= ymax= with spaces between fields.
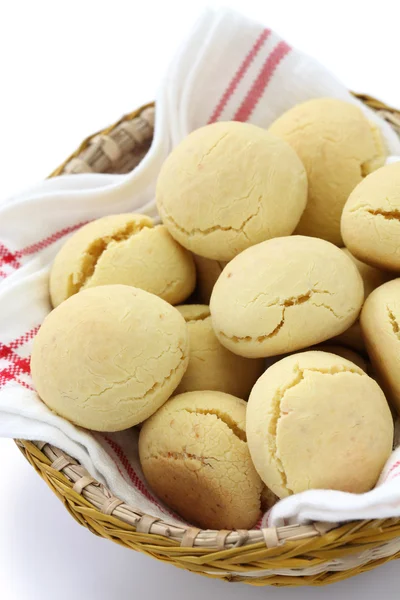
xmin=1 ymin=1 xmax=400 ymax=598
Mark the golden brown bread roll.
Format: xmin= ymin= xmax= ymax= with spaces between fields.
xmin=139 ymin=391 xmax=263 ymax=529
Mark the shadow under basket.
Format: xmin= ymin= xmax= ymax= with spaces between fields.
xmin=17 ymin=95 xmax=400 ymax=587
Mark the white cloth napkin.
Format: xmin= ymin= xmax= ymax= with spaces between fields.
xmin=1 ymin=7 xmax=400 ymax=529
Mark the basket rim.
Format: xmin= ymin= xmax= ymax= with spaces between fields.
xmin=13 ymin=93 xmax=400 ymax=585
xmin=16 ymin=437 xmax=400 ymax=579
xmin=18 ymin=439 xmax=340 ymax=549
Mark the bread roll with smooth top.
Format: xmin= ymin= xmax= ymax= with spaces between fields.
xmin=210 ymin=236 xmax=364 ymax=358
xmin=361 ymin=279 xmax=400 ymax=413
xmin=247 ymin=351 xmax=393 ymax=498
xmin=139 ymin=391 xmax=263 ymax=529
xmin=31 ymin=285 xmax=189 ymax=431
xmin=156 ymin=121 xmax=307 ymax=261
xmin=175 ymin=304 xmax=264 ymax=398
xmin=192 ymin=254 xmax=226 ymax=304
xmin=50 ymin=213 xmax=196 ymax=307
xmin=269 ymin=98 xmax=386 ymax=245
xmin=341 ymin=162 xmax=400 ymax=272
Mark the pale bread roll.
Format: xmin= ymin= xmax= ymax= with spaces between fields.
xmin=361 ymin=279 xmax=400 ymax=414
xmin=50 ymin=213 xmax=196 ymax=307
xmin=342 ymin=162 xmax=400 ymax=272
xmin=31 ymin=285 xmax=189 ymax=431
xmin=331 ymin=248 xmax=391 ymax=351
xmin=247 ymin=351 xmax=393 ymax=498
xmin=175 ymin=305 xmax=264 ymax=398
xmin=269 ymin=98 xmax=386 ymax=245
xmin=157 ymin=121 xmax=307 ymax=261
xmin=210 ymin=236 xmax=364 ymax=358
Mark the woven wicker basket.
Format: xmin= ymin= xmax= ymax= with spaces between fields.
xmin=16 ymin=94 xmax=400 ymax=587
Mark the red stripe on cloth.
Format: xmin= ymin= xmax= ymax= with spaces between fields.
xmin=103 ymin=436 xmax=194 ymax=523
xmin=103 ymin=436 xmax=162 ymax=506
xmin=17 ymin=221 xmax=88 ymax=258
xmin=0 ymin=345 xmax=31 ymax=374
xmin=0 ymin=347 xmax=32 ymax=390
xmin=207 ymin=28 xmax=271 ymax=124
xmin=233 ymin=41 xmax=291 ymax=122
xmin=384 ymin=460 xmax=400 ymax=481
xmin=14 ymin=377 xmax=35 ymax=391
xmin=0 ymin=328 xmax=38 ymax=390
xmin=91 ymin=434 xmax=128 ymax=485
xmin=0 ymin=243 xmax=21 ymax=270
xmin=255 ymin=515 xmax=263 ymax=530
xmin=0 ymin=369 xmax=14 ymax=386
xmin=7 ymin=326 xmax=40 ymax=350
xmin=0 ymin=222 xmax=87 ymax=280
xmin=0 ymin=367 xmax=34 ymax=391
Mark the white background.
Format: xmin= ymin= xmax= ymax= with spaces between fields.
xmin=1 ymin=1 xmax=400 ymax=598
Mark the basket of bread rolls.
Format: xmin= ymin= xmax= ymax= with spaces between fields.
xmin=17 ymin=94 xmax=400 ymax=587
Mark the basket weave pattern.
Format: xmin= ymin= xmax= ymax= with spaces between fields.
xmin=16 ymin=94 xmax=400 ymax=586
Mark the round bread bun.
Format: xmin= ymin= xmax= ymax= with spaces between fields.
xmin=31 ymin=285 xmax=189 ymax=431
xmin=341 ymin=162 xmax=400 ymax=272
xmin=175 ymin=304 xmax=264 ymax=398
xmin=156 ymin=121 xmax=307 ymax=261
xmin=50 ymin=213 xmax=196 ymax=307
xmin=210 ymin=236 xmax=364 ymax=358
xmin=269 ymin=98 xmax=386 ymax=245
xmin=139 ymin=390 xmax=263 ymax=529
xmin=361 ymin=278 xmax=400 ymax=414
xmin=247 ymin=351 xmax=393 ymax=498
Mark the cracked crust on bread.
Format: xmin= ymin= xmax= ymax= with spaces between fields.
xmin=269 ymin=98 xmax=386 ymax=246
xmin=246 ymin=351 xmax=393 ymax=498
xmin=361 ymin=279 xmax=400 ymax=414
xmin=156 ymin=121 xmax=307 ymax=261
xmin=50 ymin=214 xmax=196 ymax=307
xmin=139 ymin=390 xmax=263 ymax=529
xmin=31 ymin=285 xmax=189 ymax=431
xmin=342 ymin=162 xmax=400 ymax=272
xmin=210 ymin=236 xmax=364 ymax=358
